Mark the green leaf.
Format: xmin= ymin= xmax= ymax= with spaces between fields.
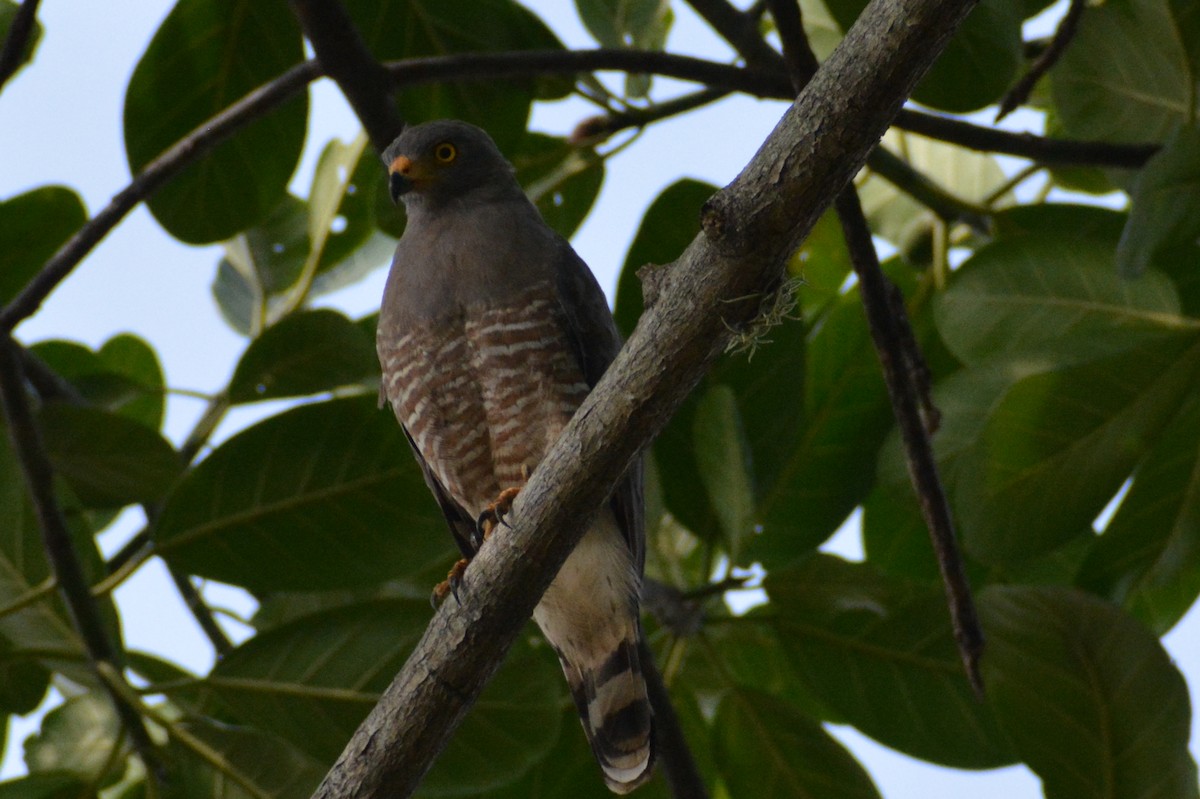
xmin=824 ymin=0 xmax=1020 ymax=112
xmin=0 ymin=636 xmax=49 ymax=715
xmin=0 ymin=774 xmax=90 ymax=799
xmin=166 ymin=719 xmax=326 ymax=799
xmin=692 ymin=385 xmax=755 ymax=560
xmin=613 ymin=179 xmax=716 ymax=338
xmin=752 ymin=294 xmax=891 ymax=565
xmin=123 ymin=0 xmax=307 ymax=243
xmin=1118 ymin=124 xmax=1200 ymax=278
xmin=228 ymin=310 xmax=379 ymax=403
xmin=1052 ymin=0 xmax=1195 ymax=144
xmin=574 ymin=0 xmax=673 ymax=96
xmin=213 ymin=196 xmax=309 ymax=336
xmin=858 ymin=131 xmax=1007 ymax=259
xmin=153 ymin=396 xmax=455 ymax=591
xmin=0 ymin=2 xmax=42 ymax=85
xmin=0 ymin=187 xmax=86 ymax=307
xmin=1170 ymin=0 xmax=1200 ymax=77
xmin=24 ymin=694 xmax=122 ymax=783
xmin=910 ymin=0 xmax=1022 ymax=112
xmin=935 ymin=229 xmax=1189 ymax=368
xmin=39 ymin=403 xmax=182 ymax=507
xmin=31 ymin=335 xmax=166 ymax=430
xmin=980 ymin=585 xmax=1199 ymax=799
xmin=957 ymin=336 xmax=1200 ymax=564
xmin=1077 ymin=395 xmax=1200 ymax=634
xmin=190 ymin=599 xmax=562 ymax=794
xmin=306 ymin=135 xmax=397 ymax=300
xmin=343 ymin=0 xmax=565 ymax=153
xmin=790 ymin=208 xmax=853 ymax=320
xmin=512 ymin=133 xmax=605 ymax=239
xmin=766 ymin=555 xmax=1015 ymax=768
xmin=714 ymin=689 xmax=881 ymax=799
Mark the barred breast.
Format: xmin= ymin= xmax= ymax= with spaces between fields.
xmin=379 ymin=280 xmax=589 ymax=516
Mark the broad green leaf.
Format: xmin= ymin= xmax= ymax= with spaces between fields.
xmin=0 ymin=637 xmax=49 ymax=716
xmin=123 ymin=0 xmax=307 ymax=243
xmin=344 ymin=0 xmax=565 ymax=152
xmin=613 ymin=179 xmax=716 ymax=337
xmin=0 ymin=774 xmax=89 ymax=799
xmin=153 ymin=396 xmax=454 ymax=591
xmin=957 ymin=336 xmax=1200 ymax=564
xmin=1052 ymin=0 xmax=1194 ymax=144
xmin=1170 ymin=0 xmax=1200 ymax=77
xmin=574 ymin=0 xmax=673 ymax=96
xmin=166 ymin=719 xmax=326 ymax=799
xmin=0 ymin=434 xmax=110 ymax=683
xmin=306 ymin=135 xmax=396 ymax=301
xmin=858 ymin=131 xmax=1007 ymax=259
xmin=692 ymin=385 xmax=754 ymax=560
xmin=752 ymin=294 xmax=891 ymax=565
xmin=1117 ymin=124 xmax=1200 ymax=278
xmin=766 ymin=555 xmax=1014 ymax=767
xmin=0 ymin=187 xmax=86 ymax=306
xmin=189 ymin=599 xmax=562 ymax=794
xmin=714 ymin=689 xmax=881 ymax=799
xmin=213 ymin=196 xmax=309 ymax=336
xmin=0 ymin=2 xmax=43 ymax=86
xmin=228 ymin=309 xmax=379 ymax=403
xmin=935 ymin=231 xmax=1189 ymax=368
xmin=24 ymin=694 xmax=122 ymax=783
xmin=825 ymin=0 xmax=1021 ymax=112
xmin=981 ymin=585 xmax=1199 ymax=799
xmin=790 ymin=208 xmax=853 ymax=320
xmin=31 ymin=335 xmax=165 ymax=430
xmin=512 ymin=133 xmax=605 ymax=239
xmin=1077 ymin=395 xmax=1200 ymax=634
xmin=39 ymin=403 xmax=182 ymax=507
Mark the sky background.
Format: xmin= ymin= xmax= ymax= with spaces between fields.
xmin=0 ymin=0 xmax=1197 ymax=796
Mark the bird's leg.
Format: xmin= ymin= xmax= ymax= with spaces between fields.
xmin=475 ymin=486 xmax=522 ymax=545
xmin=431 ymin=558 xmax=470 ymax=608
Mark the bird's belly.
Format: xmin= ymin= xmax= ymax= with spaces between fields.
xmin=381 ymin=281 xmax=590 ymax=516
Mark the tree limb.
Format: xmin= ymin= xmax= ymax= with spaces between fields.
xmin=996 ymin=0 xmax=1087 ymax=121
xmin=288 ymin=0 xmax=404 ymax=152
xmin=0 ymin=333 xmax=163 ymax=782
xmin=310 ymin=0 xmax=982 ymax=792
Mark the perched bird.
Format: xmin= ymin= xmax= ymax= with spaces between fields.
xmin=376 ymin=119 xmax=654 ymax=794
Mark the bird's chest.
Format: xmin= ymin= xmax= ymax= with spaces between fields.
xmin=380 ymin=281 xmax=590 ymax=515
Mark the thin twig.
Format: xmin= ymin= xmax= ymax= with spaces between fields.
xmin=0 ymin=0 xmax=39 ymax=91
xmin=167 ymin=566 xmax=233 ymax=657
xmin=686 ymin=0 xmax=785 ymax=68
xmin=571 ymin=86 xmax=731 ymax=144
xmin=0 ymin=333 xmax=164 ymax=780
xmin=288 ymin=0 xmax=404 ymax=153
xmin=995 ymin=0 xmax=1087 ymax=121
xmin=836 ymin=191 xmax=984 ymax=694
xmin=866 ymin=147 xmax=990 ymax=231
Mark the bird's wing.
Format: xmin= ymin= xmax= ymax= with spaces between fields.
xmin=552 ymin=241 xmax=646 ymax=571
xmin=400 ymin=421 xmax=480 ymax=559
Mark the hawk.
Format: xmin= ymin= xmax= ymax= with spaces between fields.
xmin=376 ymin=119 xmax=655 ymax=794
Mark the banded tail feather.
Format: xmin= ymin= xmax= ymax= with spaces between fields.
xmin=562 ymin=637 xmax=655 ymax=794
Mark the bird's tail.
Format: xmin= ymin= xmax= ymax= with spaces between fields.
xmin=561 ymin=635 xmax=655 ymax=794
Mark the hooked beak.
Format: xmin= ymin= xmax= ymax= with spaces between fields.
xmin=388 ymin=155 xmax=421 ymax=204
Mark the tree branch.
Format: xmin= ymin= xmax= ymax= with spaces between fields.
xmin=685 ymin=0 xmax=786 ymax=68
xmin=0 ymin=333 xmax=163 ymax=782
xmin=288 ymin=0 xmax=404 ymax=153
xmin=995 ymin=0 xmax=1087 ymax=121
xmin=311 ymin=0 xmax=983 ymax=792
xmin=0 ymin=0 xmax=39 ymax=92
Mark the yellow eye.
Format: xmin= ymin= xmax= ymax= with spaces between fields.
xmin=434 ymin=142 xmax=457 ymax=163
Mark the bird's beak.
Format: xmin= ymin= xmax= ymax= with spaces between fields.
xmin=388 ymin=155 xmax=425 ymax=203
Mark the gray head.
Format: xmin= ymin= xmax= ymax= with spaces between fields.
xmin=383 ymin=120 xmax=520 ymax=209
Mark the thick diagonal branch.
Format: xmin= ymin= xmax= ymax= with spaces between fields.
xmin=310 ymin=0 xmax=982 ymax=794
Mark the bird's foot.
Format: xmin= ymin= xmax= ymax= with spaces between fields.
xmin=430 ymin=558 xmax=470 ymax=608
xmin=474 ymin=486 xmax=521 ymax=547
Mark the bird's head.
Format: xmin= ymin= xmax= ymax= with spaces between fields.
xmin=383 ymin=120 xmax=518 ymax=208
